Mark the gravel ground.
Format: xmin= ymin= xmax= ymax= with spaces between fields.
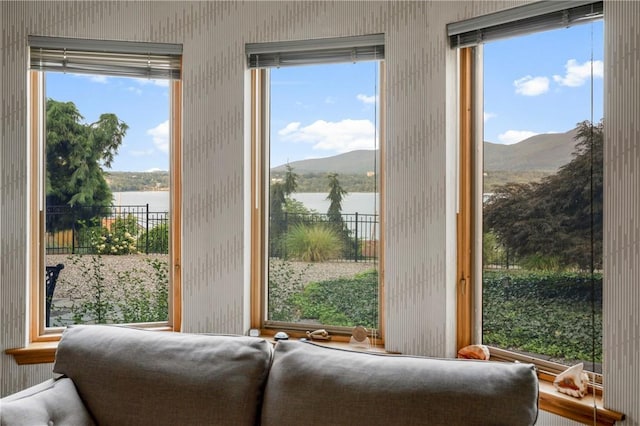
xmin=48 ymin=254 xmax=377 ymax=299
xmin=283 ymin=260 xmax=376 ymax=284
xmin=47 ymin=254 xmax=376 ymax=326
xmin=48 ymin=254 xmax=167 ymax=299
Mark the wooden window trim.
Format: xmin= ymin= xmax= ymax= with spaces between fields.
xmin=250 ymin=68 xmax=266 ymax=331
xmin=10 ymin=70 xmax=182 ymax=355
xmin=249 ymin=65 xmax=386 ymax=341
xmin=455 ymin=47 xmax=624 ymax=425
xmin=170 ymin=79 xmax=183 ymax=333
xmin=456 ymin=47 xmax=473 ymax=352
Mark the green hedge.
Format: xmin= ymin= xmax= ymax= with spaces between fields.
xmin=295 ymin=269 xmax=378 ymax=329
xmin=483 ymin=270 xmax=602 ymax=363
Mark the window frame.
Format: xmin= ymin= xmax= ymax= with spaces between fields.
xmin=26 ymin=66 xmax=182 ymax=344
xmin=454 ymin=13 xmax=625 ymax=425
xmin=249 ymin=62 xmax=386 ymax=341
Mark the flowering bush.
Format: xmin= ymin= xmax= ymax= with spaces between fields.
xmin=91 ymin=216 xmax=139 ymax=255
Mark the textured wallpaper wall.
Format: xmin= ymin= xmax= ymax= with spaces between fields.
xmin=603 ymin=1 xmax=640 ymax=424
xmin=1 ymin=1 xmax=638 ymax=424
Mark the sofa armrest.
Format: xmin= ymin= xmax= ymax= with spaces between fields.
xmin=1 ymin=377 xmax=95 ymax=426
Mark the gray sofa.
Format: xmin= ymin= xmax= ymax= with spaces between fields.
xmin=1 ymin=325 xmax=539 ymax=425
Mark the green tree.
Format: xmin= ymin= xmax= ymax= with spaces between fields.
xmin=326 ymin=173 xmax=357 ymax=259
xmin=483 ymin=120 xmax=603 ymax=270
xmin=46 ymin=99 xmax=128 ymax=230
xmin=283 ymin=163 xmax=298 ymax=195
xmin=270 ymin=165 xmax=309 ymax=258
xmin=269 ymin=182 xmax=287 ymax=252
xmin=326 ymin=173 xmax=347 ymax=223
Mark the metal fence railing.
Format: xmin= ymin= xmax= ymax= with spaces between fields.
xmin=45 ymin=204 xmax=169 ymax=255
xmin=269 ymin=212 xmax=379 ymax=263
xmin=45 ymin=205 xmax=378 ymax=262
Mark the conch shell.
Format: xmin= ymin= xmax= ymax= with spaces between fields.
xmin=457 ymin=344 xmax=490 ymax=360
xmin=554 ymin=363 xmax=590 ymax=398
xmin=306 ymin=329 xmax=331 ymax=341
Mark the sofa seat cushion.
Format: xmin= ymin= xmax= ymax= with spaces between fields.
xmin=0 ymin=378 xmax=95 ymax=426
xmin=261 ymin=340 xmax=538 ymax=426
xmin=53 ymin=325 xmax=273 ymax=426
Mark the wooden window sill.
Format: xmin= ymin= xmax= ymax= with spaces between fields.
xmin=6 ymin=341 xmax=58 ymax=365
xmin=268 ymin=336 xmax=390 ymax=354
xmin=264 ymin=335 xmax=624 ymax=425
xmin=7 ymin=337 xmax=625 ymax=425
xmin=538 ymin=378 xmax=624 ymax=425
xmin=6 ymin=326 xmax=175 ymax=365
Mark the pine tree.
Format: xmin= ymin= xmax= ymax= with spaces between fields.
xmin=46 ymin=99 xmax=128 ymax=231
xmin=326 ymin=173 xmax=347 ymax=223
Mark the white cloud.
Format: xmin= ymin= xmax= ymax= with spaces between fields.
xmin=498 ymin=130 xmax=539 ymax=145
xmin=553 ymin=59 xmax=604 ymax=87
xmin=134 ymin=77 xmax=170 ymax=87
xmin=73 ymin=73 xmax=109 ymax=84
xmin=484 ymin=112 xmax=497 ymax=122
xmin=513 ymin=75 xmax=550 ymax=96
xmin=325 ymin=96 xmax=336 ymax=104
xmin=147 ymin=120 xmax=170 ymax=153
xmin=277 ymin=119 xmax=376 ymax=153
xmin=356 ymin=94 xmax=377 ymax=104
xmin=130 ymin=148 xmax=155 ymax=157
xmin=88 ymin=75 xmax=109 ymax=84
xmin=278 ymin=122 xmax=301 ymax=137
xmin=127 ymin=86 xmax=142 ymax=95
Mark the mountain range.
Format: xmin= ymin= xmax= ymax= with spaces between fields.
xmin=271 ymin=127 xmax=579 ymax=174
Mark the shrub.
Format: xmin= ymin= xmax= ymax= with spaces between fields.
xmin=90 ymin=215 xmax=139 ymax=255
xmin=483 ymin=270 xmax=602 ymax=363
xmin=62 ymin=255 xmax=118 ymax=324
xmin=519 ymin=253 xmax=563 ymax=271
xmin=482 ymin=231 xmax=505 ymax=267
xmin=296 ymin=269 xmax=378 ymax=329
xmin=284 ymin=224 xmax=343 ymax=262
xmin=138 ymin=223 xmax=169 ymax=254
xmin=117 ymin=257 xmax=169 ymax=323
xmin=268 ymin=259 xmax=308 ymax=322
xmin=54 ymin=255 xmax=169 ymax=326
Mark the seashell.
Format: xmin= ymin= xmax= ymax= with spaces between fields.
xmin=554 ymin=363 xmax=590 ymax=398
xmin=457 ymin=344 xmax=490 ymax=360
xmin=306 ymin=329 xmax=331 ymax=341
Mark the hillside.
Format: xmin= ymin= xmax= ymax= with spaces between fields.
xmin=484 ymin=128 xmax=577 ymax=172
xmin=271 ymin=150 xmax=378 ymax=175
xmin=106 ymin=128 xmax=581 ymax=192
xmin=105 ymin=171 xmax=169 ymax=192
xmin=273 ymin=128 xmax=578 ymax=175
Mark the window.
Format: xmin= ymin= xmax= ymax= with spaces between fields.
xmin=248 ymin=36 xmax=385 ymax=340
xmin=479 ymin=22 xmax=604 ymax=373
xmin=28 ymin=36 xmax=182 ymax=342
xmin=449 ymin=2 xmax=624 ymax=424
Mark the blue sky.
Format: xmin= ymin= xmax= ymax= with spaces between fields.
xmin=269 ymin=62 xmax=380 ymax=168
xmin=484 ymin=21 xmax=603 ymax=144
xmin=45 ymin=20 xmax=603 ymax=172
xmin=46 ymin=73 xmax=170 ymax=172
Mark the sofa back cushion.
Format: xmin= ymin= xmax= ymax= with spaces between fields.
xmin=261 ymin=341 xmax=538 ymax=426
xmin=53 ymin=325 xmax=272 ymax=426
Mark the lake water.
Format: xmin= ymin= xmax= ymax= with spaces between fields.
xmin=291 ymin=192 xmax=379 ymax=216
xmin=113 ymin=191 xmax=171 ymax=213
xmin=113 ymin=191 xmax=380 ymax=216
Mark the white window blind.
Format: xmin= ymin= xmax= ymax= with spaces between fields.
xmin=28 ymin=36 xmax=182 ymax=79
xmin=448 ymin=1 xmax=603 ymax=49
xmin=246 ymin=34 xmax=384 ymax=69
